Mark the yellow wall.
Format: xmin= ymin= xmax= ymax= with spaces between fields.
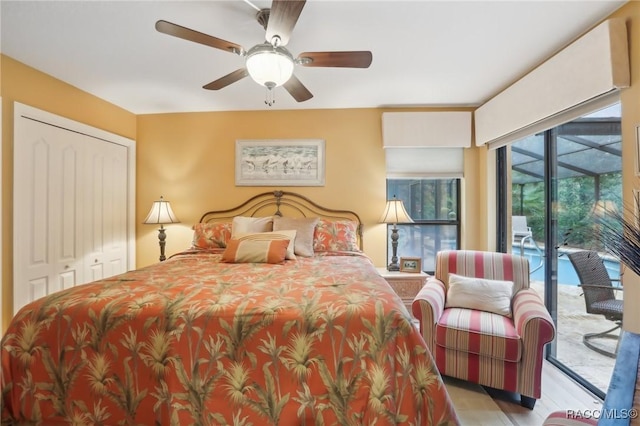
xmin=135 ymin=109 xmax=387 ymax=268
xmin=462 ymin=140 xmax=487 ymax=251
xmin=611 ymin=1 xmax=640 ymax=332
xmin=135 ymin=108 xmax=478 ymax=269
xmin=0 ymin=55 xmax=137 ymax=328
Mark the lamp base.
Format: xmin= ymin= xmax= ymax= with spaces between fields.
xmin=157 ymin=226 xmax=167 ymax=262
xmin=387 ymin=225 xmax=400 ymax=272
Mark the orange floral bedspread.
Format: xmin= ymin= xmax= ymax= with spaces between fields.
xmin=1 ymin=251 xmax=458 ymax=425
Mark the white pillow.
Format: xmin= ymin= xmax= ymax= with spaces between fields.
xmin=445 ymin=273 xmax=514 ymax=317
xmin=233 ymin=230 xmax=297 ymax=260
xmin=272 ymin=216 xmax=318 ymax=257
xmin=231 ymin=216 xmax=273 ymax=238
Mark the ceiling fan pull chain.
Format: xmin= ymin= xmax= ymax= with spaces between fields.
xmin=265 ymin=87 xmax=276 ymax=107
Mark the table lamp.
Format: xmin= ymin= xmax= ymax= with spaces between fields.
xmin=144 ymin=196 xmax=180 ymax=261
xmin=380 ymin=196 xmax=413 ymax=271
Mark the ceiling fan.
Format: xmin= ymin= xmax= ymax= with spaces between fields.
xmin=155 ymin=0 xmax=372 ymax=104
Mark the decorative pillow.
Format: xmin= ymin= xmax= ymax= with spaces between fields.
xmin=233 ymin=230 xmax=297 ymax=260
xmin=273 ymin=216 xmax=319 ymax=257
xmin=445 ymin=273 xmax=514 ymax=317
xmin=221 ymin=239 xmax=290 ymax=264
xmin=192 ymin=222 xmax=232 ymax=249
xmin=231 ymin=216 xmax=273 ymax=238
xmin=313 ymin=219 xmax=361 ymax=252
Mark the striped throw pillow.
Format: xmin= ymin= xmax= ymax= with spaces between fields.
xmin=232 ymin=230 xmax=297 ymax=260
xmin=221 ymin=239 xmax=290 ymax=264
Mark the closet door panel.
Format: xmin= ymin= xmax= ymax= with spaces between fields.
xmin=15 ymin=130 xmax=56 ymax=304
xmin=84 ymin=148 xmax=105 ymax=281
xmin=83 ymin=140 xmax=128 ymax=281
xmin=29 ymin=277 xmax=49 ymax=302
xmin=59 ymin=145 xmax=79 ymax=261
xmin=55 ymin=139 xmax=83 ymax=291
xmin=16 ymin=124 xmax=84 ymax=304
xmin=30 ymin=140 xmax=50 ymax=267
xmin=23 ymin=139 xmax=53 ymax=301
xmin=103 ymin=143 xmax=128 ymax=278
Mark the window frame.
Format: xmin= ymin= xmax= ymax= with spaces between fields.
xmin=386 ymin=178 xmax=461 ymax=274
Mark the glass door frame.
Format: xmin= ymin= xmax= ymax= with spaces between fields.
xmin=497 ymin=127 xmax=608 ymax=399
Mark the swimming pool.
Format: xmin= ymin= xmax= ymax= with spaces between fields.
xmin=512 ymin=245 xmax=620 ymax=286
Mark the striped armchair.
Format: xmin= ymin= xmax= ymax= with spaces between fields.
xmin=413 ymin=250 xmax=555 ymax=409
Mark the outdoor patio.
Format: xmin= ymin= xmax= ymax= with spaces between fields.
xmin=530 ymin=280 xmax=618 ymax=393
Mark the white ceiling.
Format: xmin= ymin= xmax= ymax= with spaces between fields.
xmin=1 ymin=0 xmax=626 ymax=115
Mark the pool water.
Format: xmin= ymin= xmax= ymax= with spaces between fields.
xmin=512 ymin=246 xmax=620 ymax=286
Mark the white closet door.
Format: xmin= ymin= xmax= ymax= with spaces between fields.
xmin=14 ymin=103 xmax=135 ymax=314
xmin=14 ymin=121 xmax=85 ymax=301
xmin=83 ymin=140 xmax=129 ymax=281
xmin=104 ymin=143 xmax=129 ymax=277
xmin=16 ymin=136 xmax=52 ymax=301
xmin=53 ymin=132 xmax=85 ymax=292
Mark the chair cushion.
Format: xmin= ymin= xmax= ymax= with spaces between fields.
xmin=589 ymin=299 xmax=623 ymax=317
xmin=436 ymin=307 xmax=522 ymax=362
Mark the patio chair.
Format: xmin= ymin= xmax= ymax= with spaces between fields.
xmin=512 ymin=216 xmax=533 ymax=245
xmin=568 ymin=250 xmax=623 ymax=358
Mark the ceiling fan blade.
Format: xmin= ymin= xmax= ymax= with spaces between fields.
xmin=283 ymin=75 xmax=313 ymax=102
xmin=203 ymin=69 xmax=249 ymax=90
xmin=265 ymin=0 xmax=306 ymax=46
xmin=298 ymin=51 xmax=373 ymax=68
xmin=156 ymin=20 xmax=244 ymax=55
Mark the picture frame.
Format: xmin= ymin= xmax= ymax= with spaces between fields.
xmin=635 ymin=124 xmax=640 ymax=176
xmin=399 ymin=257 xmax=422 ymax=273
xmin=236 ymin=139 xmax=325 ymax=186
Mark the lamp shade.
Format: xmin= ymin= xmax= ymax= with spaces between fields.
xmin=245 ymin=43 xmax=294 ymax=88
xmin=380 ymin=198 xmax=413 ymax=224
xmin=144 ymin=196 xmax=180 ymax=225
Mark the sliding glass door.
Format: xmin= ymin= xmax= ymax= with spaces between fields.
xmin=506 ymin=103 xmax=622 ymax=397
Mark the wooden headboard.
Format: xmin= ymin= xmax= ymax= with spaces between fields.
xmin=198 ymin=191 xmax=363 ymax=250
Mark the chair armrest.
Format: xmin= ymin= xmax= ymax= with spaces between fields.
xmin=578 ymin=284 xmax=623 ymax=291
xmin=412 ymin=277 xmax=446 ymax=352
xmin=513 ymin=288 xmax=555 ymax=343
xmin=512 ymin=288 xmax=556 ymax=399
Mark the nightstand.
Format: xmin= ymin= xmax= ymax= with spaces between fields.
xmin=377 ymin=267 xmax=429 ymax=316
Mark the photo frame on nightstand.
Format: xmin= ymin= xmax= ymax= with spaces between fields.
xmin=399 ymin=257 xmax=422 ymax=273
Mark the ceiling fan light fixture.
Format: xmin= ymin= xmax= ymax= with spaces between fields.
xmin=245 ymin=42 xmax=294 ymax=89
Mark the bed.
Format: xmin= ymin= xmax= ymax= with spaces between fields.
xmin=1 ymin=191 xmax=459 ymax=425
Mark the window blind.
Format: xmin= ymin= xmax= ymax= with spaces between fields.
xmin=385 ymin=147 xmax=463 ymax=178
